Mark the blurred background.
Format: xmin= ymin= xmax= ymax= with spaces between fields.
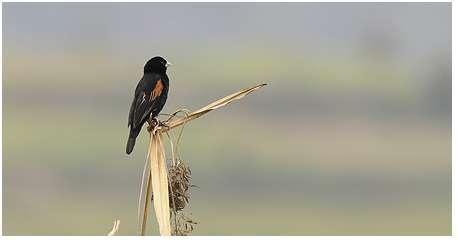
xmin=2 ymin=3 xmax=451 ymax=235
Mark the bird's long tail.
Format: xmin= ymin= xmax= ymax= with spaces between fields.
xmin=126 ymin=127 xmax=141 ymax=154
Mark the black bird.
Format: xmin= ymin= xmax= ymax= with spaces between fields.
xmin=126 ymin=56 xmax=171 ymax=154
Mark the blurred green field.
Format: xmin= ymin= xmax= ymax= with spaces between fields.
xmin=3 ymin=3 xmax=451 ymax=235
xmin=2 ymin=106 xmax=451 ymax=235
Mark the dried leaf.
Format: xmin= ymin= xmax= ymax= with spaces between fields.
xmin=158 ymin=83 xmax=267 ymax=133
xmin=149 ymin=132 xmax=171 ymax=235
xmin=138 ymin=142 xmax=152 ymax=235
xmin=107 ymin=219 xmax=120 ymax=236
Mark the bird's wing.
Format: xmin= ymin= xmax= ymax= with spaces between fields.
xmin=129 ymin=74 xmax=165 ymax=129
xmin=128 ymin=77 xmax=144 ymax=126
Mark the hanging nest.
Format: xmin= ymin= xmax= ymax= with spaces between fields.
xmin=168 ymin=161 xmax=191 ymax=212
xmin=168 ymin=160 xmax=197 ymax=235
xmin=164 ymin=110 xmax=198 ymax=235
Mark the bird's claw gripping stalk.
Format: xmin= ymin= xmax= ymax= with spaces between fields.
xmin=147 ymin=116 xmax=159 ymax=132
xmin=147 ymin=116 xmax=169 ymax=132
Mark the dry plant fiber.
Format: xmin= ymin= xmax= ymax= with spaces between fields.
xmin=149 ymin=130 xmax=171 ymax=235
xmin=138 ymin=83 xmax=267 ymax=236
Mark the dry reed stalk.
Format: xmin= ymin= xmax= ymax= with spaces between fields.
xmin=138 ymin=136 xmax=152 ymax=235
xmin=107 ymin=219 xmax=120 ymax=236
xmin=157 ymin=83 xmax=267 ymax=133
xmin=138 ymin=83 xmax=267 ymax=236
xmin=149 ymin=131 xmax=171 ymax=235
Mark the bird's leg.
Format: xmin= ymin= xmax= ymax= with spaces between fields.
xmin=147 ymin=114 xmax=159 ymax=132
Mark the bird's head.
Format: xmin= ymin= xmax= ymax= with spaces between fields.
xmin=144 ymin=56 xmax=171 ymax=74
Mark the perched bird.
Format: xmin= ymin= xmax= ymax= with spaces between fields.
xmin=126 ymin=56 xmax=171 ymax=154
